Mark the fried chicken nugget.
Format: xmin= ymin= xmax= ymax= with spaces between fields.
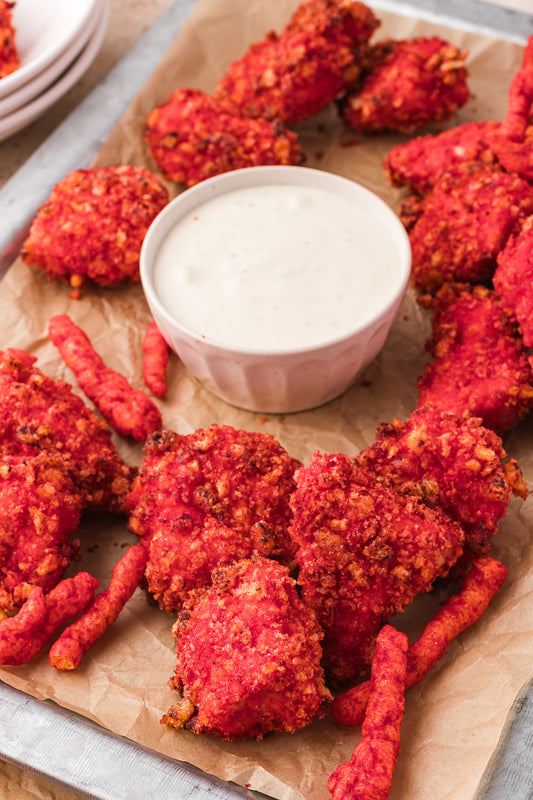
xmin=328 ymin=625 xmax=408 ymax=800
xmin=0 ymin=453 xmax=84 ymax=613
xmin=0 ymin=348 xmax=135 ymax=512
xmin=0 ymin=572 xmax=99 ymax=666
xmin=330 ymin=557 xmax=508 ymax=727
xmin=48 ymin=314 xmax=162 ymax=442
xmin=289 ymin=451 xmax=465 ymax=683
xmin=416 ymin=284 xmax=533 ymax=433
xmin=161 ymin=556 xmax=332 ymax=741
xmin=403 ymin=162 xmax=533 ymax=294
xmin=383 ymin=120 xmax=499 ymax=195
xmin=493 ymin=214 xmax=533 ymax=349
xmin=340 ymin=36 xmax=469 ymax=134
xmin=126 ymin=425 xmax=301 ymax=613
xmin=0 ymin=1 xmax=19 ymax=78
xmin=213 ymin=0 xmax=379 ymax=125
xmin=21 ymin=166 xmax=168 ymax=295
xmin=142 ymin=319 xmax=169 ymax=399
xmin=356 ymin=405 xmax=526 ymax=556
xmin=145 ymin=88 xmax=304 ymax=188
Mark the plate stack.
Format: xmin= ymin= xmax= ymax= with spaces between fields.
xmin=0 ymin=0 xmax=109 ymax=142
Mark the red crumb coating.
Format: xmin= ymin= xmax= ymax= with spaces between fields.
xmin=161 ymin=556 xmax=332 ymax=741
xmin=142 ymin=320 xmax=169 ymax=398
xmin=0 ymin=572 xmax=99 ymax=666
xmin=126 ymin=425 xmax=301 ymax=613
xmin=145 ymin=88 xmax=304 ymax=187
xmin=289 ymin=451 xmax=464 ymax=683
xmin=48 ymin=314 xmax=162 ymax=443
xmin=341 ymin=36 xmax=470 ymax=134
xmin=383 ymin=120 xmax=499 ymax=195
xmin=0 ymin=1 xmax=19 ymax=78
xmin=49 ymin=544 xmax=147 ymax=671
xmin=356 ymin=405 xmax=526 ymax=556
xmin=402 ymin=162 xmax=533 ymax=294
xmin=0 ymin=348 xmax=135 ymax=512
xmin=416 ymin=284 xmax=533 ymax=433
xmin=330 ymin=557 xmax=508 ymax=727
xmin=214 ymin=1 xmax=379 ymax=124
xmin=494 ymin=214 xmax=533 ymax=349
xmin=0 ymin=453 xmax=84 ymax=613
xmin=21 ymin=166 xmax=168 ymax=293
xmin=328 ymin=625 xmax=408 ymax=800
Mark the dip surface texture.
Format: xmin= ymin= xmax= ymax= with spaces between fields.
xmin=153 ymin=183 xmax=400 ymax=351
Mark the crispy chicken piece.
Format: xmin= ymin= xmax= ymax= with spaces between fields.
xmin=161 ymin=556 xmax=332 ymax=741
xmin=48 ymin=315 xmax=162 ymax=443
xmin=0 ymin=1 xmax=19 ymax=78
xmin=142 ymin=320 xmax=169 ymax=399
xmin=127 ymin=425 xmax=301 ymax=613
xmin=402 ymin=162 xmax=533 ymax=294
xmin=340 ymin=36 xmax=469 ymax=134
xmin=145 ymin=88 xmax=304 ymax=188
xmin=289 ymin=451 xmax=465 ymax=683
xmin=493 ymin=214 xmax=533 ymax=349
xmin=356 ymin=405 xmax=526 ymax=556
xmin=21 ymin=166 xmax=168 ymax=296
xmin=416 ymin=284 xmax=533 ymax=433
xmin=213 ymin=0 xmax=379 ymax=124
xmin=0 ymin=348 xmax=135 ymax=512
xmin=384 ymin=120 xmax=499 ymax=195
xmin=0 ymin=453 xmax=84 ymax=613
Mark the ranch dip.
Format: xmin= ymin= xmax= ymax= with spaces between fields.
xmin=153 ymin=183 xmax=400 ymax=351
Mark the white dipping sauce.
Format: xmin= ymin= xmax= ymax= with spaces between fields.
xmin=153 ymin=183 xmax=400 ymax=351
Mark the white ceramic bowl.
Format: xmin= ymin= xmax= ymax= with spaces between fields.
xmin=140 ymin=166 xmax=411 ymax=414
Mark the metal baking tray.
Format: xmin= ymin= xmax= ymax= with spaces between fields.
xmin=0 ymin=1 xmax=532 ymax=798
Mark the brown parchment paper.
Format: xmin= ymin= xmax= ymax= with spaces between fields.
xmin=0 ymin=2 xmax=532 ymax=799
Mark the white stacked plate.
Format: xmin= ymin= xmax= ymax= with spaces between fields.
xmin=0 ymin=0 xmax=109 ymax=142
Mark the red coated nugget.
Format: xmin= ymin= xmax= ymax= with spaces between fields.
xmin=0 ymin=453 xmax=84 ymax=613
xmin=0 ymin=572 xmax=99 ymax=666
xmin=145 ymin=88 xmax=304 ymax=188
xmin=289 ymin=451 xmax=464 ymax=683
xmin=161 ymin=556 xmax=332 ymax=741
xmin=416 ymin=284 xmax=533 ymax=433
xmin=0 ymin=1 xmax=19 ymax=78
xmin=0 ymin=348 xmax=134 ymax=512
xmin=21 ymin=166 xmax=168 ymax=295
xmin=494 ymin=214 xmax=533 ymax=349
xmin=48 ymin=314 xmax=162 ymax=442
xmin=384 ymin=120 xmax=499 ymax=196
xmin=341 ymin=36 xmax=469 ymax=134
xmin=142 ymin=319 xmax=169 ymax=398
xmin=357 ymin=405 xmax=527 ymax=556
xmin=328 ymin=625 xmax=408 ymax=800
xmin=49 ymin=544 xmax=147 ymax=670
xmin=331 ymin=557 xmax=508 ymax=727
xmin=127 ymin=425 xmax=301 ymax=613
xmin=403 ymin=162 xmax=533 ymax=294
xmin=214 ymin=0 xmax=379 ymax=124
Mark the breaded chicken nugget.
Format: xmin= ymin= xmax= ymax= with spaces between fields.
xmin=145 ymin=88 xmax=304 ymax=187
xmin=493 ymin=214 xmax=533 ymax=349
xmin=127 ymin=425 xmax=301 ymax=613
xmin=213 ymin=0 xmax=379 ymax=124
xmin=403 ymin=162 xmax=533 ymax=294
xmin=384 ymin=120 xmax=499 ymax=195
xmin=416 ymin=284 xmax=533 ymax=433
xmin=0 ymin=1 xmax=19 ymax=78
xmin=0 ymin=453 xmax=84 ymax=613
xmin=357 ymin=405 xmax=526 ymax=556
xmin=289 ymin=451 xmax=464 ymax=683
xmin=162 ymin=556 xmax=331 ymax=741
xmin=0 ymin=348 xmax=135 ymax=512
xmin=21 ymin=166 xmax=168 ymax=295
xmin=340 ymin=36 xmax=469 ymax=134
